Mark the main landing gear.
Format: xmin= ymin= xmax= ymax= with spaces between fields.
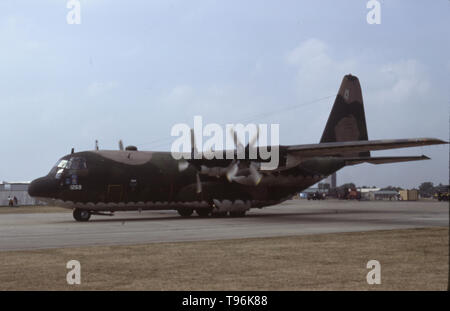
xmin=177 ymin=208 xmax=194 ymax=217
xmin=176 ymin=208 xmax=247 ymax=218
xmin=72 ymin=207 xmax=246 ymax=220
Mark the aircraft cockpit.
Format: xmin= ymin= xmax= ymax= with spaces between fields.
xmin=50 ymin=157 xmax=88 ymax=179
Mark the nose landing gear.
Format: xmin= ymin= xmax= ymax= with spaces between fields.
xmin=73 ymin=208 xmax=91 ymax=222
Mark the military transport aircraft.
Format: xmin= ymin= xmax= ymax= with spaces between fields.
xmin=28 ymin=75 xmax=447 ymax=221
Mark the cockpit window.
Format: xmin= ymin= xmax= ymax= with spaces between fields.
xmin=49 ymin=157 xmax=87 ymax=179
xmin=67 ymin=157 xmax=87 ymax=170
xmin=48 ymin=159 xmax=67 ymax=178
xmin=57 ymin=160 xmax=68 ymax=169
xmin=55 ymin=168 xmax=64 ymax=179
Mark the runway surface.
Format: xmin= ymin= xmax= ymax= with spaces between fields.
xmin=0 ymin=200 xmax=448 ymax=251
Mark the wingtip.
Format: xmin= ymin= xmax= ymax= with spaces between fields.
xmin=419 ymin=138 xmax=449 ymax=145
xmin=433 ymin=138 xmax=448 ymax=144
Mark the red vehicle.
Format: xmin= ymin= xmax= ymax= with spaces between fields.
xmin=335 ymin=187 xmax=361 ymax=200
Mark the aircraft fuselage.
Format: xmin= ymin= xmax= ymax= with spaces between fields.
xmin=28 ymin=150 xmax=345 ymax=214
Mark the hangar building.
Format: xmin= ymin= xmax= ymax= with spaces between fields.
xmin=0 ymin=182 xmax=43 ymax=206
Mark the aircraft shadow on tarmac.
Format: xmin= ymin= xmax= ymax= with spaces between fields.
xmin=52 ymin=209 xmax=434 ymax=228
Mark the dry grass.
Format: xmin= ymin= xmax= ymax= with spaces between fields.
xmin=0 ymin=227 xmax=447 ymax=290
xmin=0 ymin=206 xmax=70 ymax=214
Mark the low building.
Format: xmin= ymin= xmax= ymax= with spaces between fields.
xmin=399 ymin=189 xmax=419 ymax=201
xmin=0 ymin=182 xmax=44 ymax=206
xmin=358 ymin=188 xmax=381 ymax=200
xmin=373 ymin=190 xmax=399 ymax=201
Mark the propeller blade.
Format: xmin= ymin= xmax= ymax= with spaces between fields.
xmin=178 ymin=160 xmax=189 ymax=172
xmin=229 ymin=128 xmax=244 ymax=153
xmin=196 ymin=172 xmax=202 ymax=193
xmin=190 ymin=128 xmax=198 ymax=158
xmin=226 ymin=161 xmax=239 ymax=182
xmin=249 ymin=162 xmax=263 ymax=185
xmin=245 ymin=126 xmax=260 ymax=159
xmin=248 ymin=126 xmax=260 ymax=148
xmin=119 ymin=140 xmax=124 ymax=151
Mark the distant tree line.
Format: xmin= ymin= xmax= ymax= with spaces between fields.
xmin=334 ymin=181 xmax=448 ymax=197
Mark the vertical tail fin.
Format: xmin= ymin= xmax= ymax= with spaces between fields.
xmin=320 ymin=74 xmax=370 ymax=156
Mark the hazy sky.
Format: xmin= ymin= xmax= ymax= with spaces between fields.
xmin=0 ymin=0 xmax=448 ymax=188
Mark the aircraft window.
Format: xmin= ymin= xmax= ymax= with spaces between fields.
xmin=57 ymin=160 xmax=68 ymax=168
xmin=48 ymin=159 xmax=67 ymax=177
xmin=67 ymin=157 xmax=87 ymax=170
xmin=55 ymin=169 xmax=64 ymax=179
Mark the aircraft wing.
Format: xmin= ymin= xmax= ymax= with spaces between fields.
xmin=343 ymin=155 xmax=430 ymax=166
xmin=285 ymin=138 xmax=447 ymax=157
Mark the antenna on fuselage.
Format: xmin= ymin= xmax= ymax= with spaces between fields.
xmin=71 ymin=148 xmax=74 ymax=154
xmin=95 ymin=140 xmax=99 ymax=151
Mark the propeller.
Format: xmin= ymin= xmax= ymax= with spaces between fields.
xmin=231 ymin=128 xmax=245 ymax=155
xmin=176 ymin=128 xmax=203 ymax=193
xmin=226 ymin=126 xmax=262 ymax=186
xmin=225 ymin=161 xmax=239 ymax=182
xmin=249 ymin=162 xmax=263 ymax=184
xmin=177 ymin=126 xmax=263 ymax=191
xmin=228 ymin=162 xmax=263 ymax=186
xmin=178 ymin=160 xmax=189 ymax=172
xmin=229 ymin=126 xmax=260 ymax=156
xmin=247 ymin=126 xmax=260 ymax=153
xmin=196 ymin=172 xmax=202 ymax=193
xmin=191 ymin=128 xmax=199 ymax=159
xmin=178 ymin=128 xmax=198 ymax=172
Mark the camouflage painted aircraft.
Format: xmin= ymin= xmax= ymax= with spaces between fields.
xmin=28 ymin=75 xmax=447 ymax=221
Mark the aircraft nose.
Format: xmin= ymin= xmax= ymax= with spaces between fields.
xmin=28 ymin=177 xmax=58 ymax=198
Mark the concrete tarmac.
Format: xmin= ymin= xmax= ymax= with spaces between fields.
xmin=0 ymin=200 xmax=448 ymax=251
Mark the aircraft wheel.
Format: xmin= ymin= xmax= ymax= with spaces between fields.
xmin=177 ymin=208 xmax=194 ymax=217
xmin=229 ymin=211 xmax=246 ymax=217
xmin=73 ymin=208 xmax=91 ymax=222
xmin=196 ymin=209 xmax=211 ymax=217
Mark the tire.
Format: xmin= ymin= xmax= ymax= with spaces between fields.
xmin=196 ymin=209 xmax=211 ymax=217
xmin=73 ymin=208 xmax=91 ymax=222
xmin=177 ymin=208 xmax=194 ymax=217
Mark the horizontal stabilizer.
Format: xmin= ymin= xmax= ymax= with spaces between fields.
xmin=344 ymin=155 xmax=430 ymax=166
xmin=286 ymin=138 xmax=447 ymax=157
